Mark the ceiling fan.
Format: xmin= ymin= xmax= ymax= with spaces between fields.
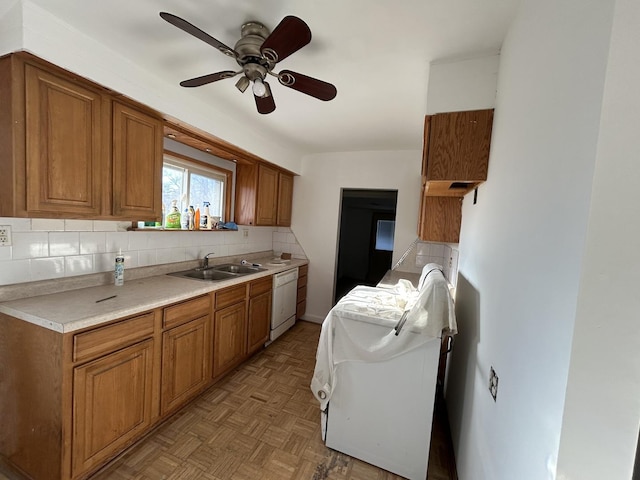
xmin=160 ymin=12 xmax=337 ymax=114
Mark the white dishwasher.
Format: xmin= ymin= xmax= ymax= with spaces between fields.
xmin=271 ymin=267 xmax=299 ymax=341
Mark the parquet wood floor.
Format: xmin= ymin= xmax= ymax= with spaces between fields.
xmin=0 ymin=321 xmax=457 ymax=480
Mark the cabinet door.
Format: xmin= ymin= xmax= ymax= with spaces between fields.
xmin=418 ymin=196 xmax=462 ymax=243
xmin=213 ymin=302 xmax=247 ymax=378
xmin=247 ymin=291 xmax=271 ymax=354
xmin=255 ymin=164 xmax=278 ymax=225
xmin=24 ymin=64 xmax=105 ymax=217
xmin=112 ymin=101 xmax=163 ymax=219
xmin=425 ymin=109 xmax=493 ymax=182
xmin=277 ymin=172 xmax=294 ymax=226
xmin=72 ymin=339 xmax=155 ymax=477
xmin=161 ymin=316 xmax=211 ymax=415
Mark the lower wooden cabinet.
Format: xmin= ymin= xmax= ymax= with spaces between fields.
xmin=296 ymin=264 xmax=308 ymax=319
xmin=161 ymin=316 xmax=211 ymax=415
xmin=0 ymin=267 xmax=308 ymax=480
xmin=160 ymin=295 xmax=212 ymax=415
xmin=213 ymin=301 xmax=247 ymax=378
xmin=247 ymin=276 xmax=272 ymax=354
xmin=72 ymin=339 xmax=156 ymax=477
xmin=212 ymin=282 xmax=248 ymax=379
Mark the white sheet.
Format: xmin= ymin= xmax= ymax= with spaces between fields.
xmin=310 ymin=265 xmax=456 ymax=410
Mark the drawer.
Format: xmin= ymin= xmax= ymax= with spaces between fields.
xmin=297 ymin=284 xmax=307 ymax=301
xmin=296 ymin=300 xmax=306 ymax=319
xmin=73 ymin=311 xmax=155 ymax=363
xmin=298 ymin=264 xmax=308 ymax=277
xmin=163 ymin=294 xmax=211 ymax=330
xmin=249 ymin=276 xmax=272 ymax=297
xmin=297 ymin=274 xmax=307 ymax=288
xmin=215 ymin=284 xmax=246 ymax=309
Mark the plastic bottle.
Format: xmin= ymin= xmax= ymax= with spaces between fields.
xmin=165 ymin=200 xmax=181 ymax=229
xmin=188 ymin=206 xmax=195 ymax=230
xmin=194 ymin=207 xmax=201 ymax=230
xmin=114 ymin=249 xmax=124 ymax=286
xmin=202 ymin=202 xmax=211 ymax=229
xmin=181 ymin=208 xmax=189 ymax=230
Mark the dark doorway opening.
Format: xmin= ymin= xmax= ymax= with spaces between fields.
xmin=334 ymin=189 xmax=398 ymax=304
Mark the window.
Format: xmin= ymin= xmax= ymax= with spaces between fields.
xmin=162 ymin=154 xmax=232 ymax=223
xmin=375 ymin=220 xmax=395 ymax=251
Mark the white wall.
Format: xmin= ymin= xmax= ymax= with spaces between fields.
xmin=445 ymin=0 xmax=616 ymax=479
xmin=427 ymin=54 xmax=500 ymax=114
xmin=556 ymin=0 xmax=640 ymax=477
xmin=291 ymin=150 xmax=421 ymax=322
xmin=0 ymin=0 xmax=22 ymax=54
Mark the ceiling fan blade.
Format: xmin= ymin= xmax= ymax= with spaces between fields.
xmin=260 ymin=16 xmax=311 ymax=63
xmin=180 ymin=71 xmax=238 ymax=87
xmin=160 ymin=12 xmax=237 ymax=58
xmin=254 ymin=82 xmax=276 ymax=114
xmin=278 ymin=70 xmax=337 ymax=101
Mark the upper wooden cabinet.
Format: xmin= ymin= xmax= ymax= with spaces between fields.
xmin=0 ymin=52 xmax=162 ymax=220
xmin=418 ymin=108 xmax=494 ymax=242
xmin=112 ymin=101 xmax=163 ymax=218
xmin=235 ymin=162 xmax=294 ymax=226
xmin=422 ymin=109 xmax=494 ymax=196
xmin=23 ymin=64 xmax=106 ymax=217
xmin=277 ymin=172 xmax=294 ymax=226
xmin=418 ymin=194 xmax=463 ymax=243
xmin=256 ymin=164 xmax=279 ymax=225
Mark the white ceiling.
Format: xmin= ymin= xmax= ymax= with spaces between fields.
xmin=25 ymin=0 xmax=519 ymax=156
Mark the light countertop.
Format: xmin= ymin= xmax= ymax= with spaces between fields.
xmin=0 ymin=258 xmax=307 ymax=333
xmin=377 ymin=269 xmax=421 ymax=289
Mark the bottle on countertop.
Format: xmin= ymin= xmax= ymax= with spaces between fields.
xmin=188 ymin=206 xmax=195 ymax=230
xmin=114 ymin=249 xmax=124 ymax=286
xmin=181 ymin=208 xmax=189 ymax=230
xmin=202 ymin=202 xmax=211 ymax=229
xmin=165 ymin=200 xmax=181 ymax=229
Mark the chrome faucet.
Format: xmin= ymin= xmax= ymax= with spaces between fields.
xmin=202 ymin=252 xmax=215 ymax=269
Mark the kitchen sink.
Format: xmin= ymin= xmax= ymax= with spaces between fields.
xmin=168 ymin=263 xmax=266 ymax=282
xmin=211 ymin=264 xmax=266 ymax=274
xmin=168 ymin=268 xmax=237 ymax=282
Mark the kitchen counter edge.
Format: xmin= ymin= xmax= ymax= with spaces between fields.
xmin=0 ymin=259 xmax=308 ymax=333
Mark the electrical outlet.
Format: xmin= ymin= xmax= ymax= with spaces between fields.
xmin=0 ymin=225 xmax=12 ymax=246
xmin=242 ymin=229 xmax=249 ymax=238
xmin=489 ymin=366 xmax=499 ymax=401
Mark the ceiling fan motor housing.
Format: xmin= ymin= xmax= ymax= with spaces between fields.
xmin=235 ymin=21 xmax=272 ymax=74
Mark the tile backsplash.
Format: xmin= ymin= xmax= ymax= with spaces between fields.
xmin=0 ymin=218 xmax=307 ymax=287
xmin=394 ymin=239 xmax=459 ymax=286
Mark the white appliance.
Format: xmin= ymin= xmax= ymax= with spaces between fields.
xmin=324 ymin=316 xmax=440 ymax=480
xmin=311 ymin=266 xmax=456 ymax=480
xmin=270 ymin=267 xmax=299 ymax=341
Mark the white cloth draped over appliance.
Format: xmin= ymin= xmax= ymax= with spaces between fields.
xmin=310 ymin=264 xmax=457 ymax=411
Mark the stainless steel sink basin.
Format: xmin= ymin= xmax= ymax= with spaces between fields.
xmin=211 ymin=263 xmax=266 ymax=274
xmin=168 ymin=263 xmax=266 ymax=282
xmin=168 ymin=268 xmax=237 ymax=282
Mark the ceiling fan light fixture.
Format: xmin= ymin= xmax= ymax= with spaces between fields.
xmin=235 ymin=76 xmax=250 ymax=93
xmin=252 ymin=77 xmax=268 ymax=98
